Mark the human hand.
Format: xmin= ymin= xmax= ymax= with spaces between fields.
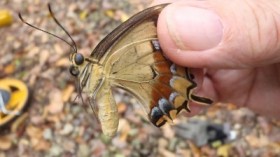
xmin=154 ymin=0 xmax=280 ymax=119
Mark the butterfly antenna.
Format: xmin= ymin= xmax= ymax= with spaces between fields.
xmin=18 ymin=4 xmax=77 ymax=53
xmin=47 ymin=3 xmax=77 ymax=53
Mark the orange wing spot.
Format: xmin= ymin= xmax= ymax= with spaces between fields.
xmin=150 ymin=88 xmax=161 ymax=109
xmin=155 ymin=75 xmax=172 ymax=84
xmin=153 ymin=52 xmax=166 ymax=62
xmin=152 ymin=81 xmax=172 ymax=99
xmin=153 ymin=62 xmax=171 ymax=74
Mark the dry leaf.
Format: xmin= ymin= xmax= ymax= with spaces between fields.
xmin=27 ymin=46 xmax=39 ymax=58
xmin=62 ymin=85 xmax=75 ymax=102
xmin=245 ymin=135 xmax=269 ymax=147
xmin=117 ymin=102 xmax=127 ymax=114
xmin=177 ymin=149 xmax=191 ymax=157
xmin=158 ymin=148 xmax=176 ymax=157
xmin=11 ymin=112 xmax=28 ymax=133
xmin=0 ymin=135 xmax=13 ymax=150
xmin=158 ymin=138 xmax=168 ymax=149
xmin=55 ymin=58 xmax=69 ymax=67
xmin=3 ymin=64 xmax=15 ymax=74
xmin=187 ymin=140 xmax=201 ymax=157
xmin=54 ymin=44 xmax=63 ymax=55
xmin=33 ymin=139 xmax=51 ymax=151
xmin=118 ymin=118 xmax=130 ymax=142
xmin=39 ymin=50 xmax=49 ymax=67
xmin=217 ymin=144 xmax=231 ymax=157
xmin=47 ymin=88 xmax=64 ymax=114
xmin=26 ymin=125 xmax=43 ymax=139
xmin=162 ymin=124 xmax=175 ymax=139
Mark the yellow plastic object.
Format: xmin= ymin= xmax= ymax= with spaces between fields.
xmin=0 ymin=78 xmax=29 ymax=128
xmin=0 ymin=10 xmax=12 ymax=27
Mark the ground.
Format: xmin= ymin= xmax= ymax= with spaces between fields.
xmin=0 ymin=0 xmax=279 ymax=157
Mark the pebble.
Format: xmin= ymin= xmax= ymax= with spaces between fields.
xmin=114 ymin=154 xmax=125 ymax=157
xmin=62 ymin=140 xmax=76 ymax=153
xmin=43 ymin=128 xmax=53 ymax=140
xmin=78 ymin=144 xmax=90 ymax=157
xmin=71 ymin=105 xmax=83 ymax=116
xmin=60 ymin=123 xmax=74 ymax=135
xmin=128 ymin=128 xmax=139 ymax=137
xmin=112 ymin=137 xmax=127 ymax=149
xmin=168 ymin=138 xmax=178 ymax=151
xmin=49 ymin=145 xmax=63 ymax=157
xmin=65 ymin=113 xmax=74 ymax=121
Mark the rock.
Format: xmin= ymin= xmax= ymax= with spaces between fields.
xmin=60 ymin=123 xmax=74 ymax=135
xmin=49 ymin=145 xmax=63 ymax=157
xmin=78 ymin=144 xmax=90 ymax=157
xmin=43 ymin=128 xmax=53 ymax=140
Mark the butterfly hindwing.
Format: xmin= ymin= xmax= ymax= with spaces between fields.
xmin=105 ymin=37 xmax=197 ymax=127
xmin=86 ymin=4 xmax=212 ymax=136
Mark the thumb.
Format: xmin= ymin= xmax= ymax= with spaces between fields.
xmin=157 ymin=0 xmax=280 ymax=68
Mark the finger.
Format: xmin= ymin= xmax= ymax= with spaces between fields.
xmin=150 ymin=0 xmax=174 ymax=6
xmin=157 ymin=0 xmax=280 ymax=68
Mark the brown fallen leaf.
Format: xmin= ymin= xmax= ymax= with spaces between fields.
xmin=11 ymin=112 xmax=28 ymax=133
xmin=117 ymin=102 xmax=127 ymax=114
xmin=177 ymin=149 xmax=191 ymax=157
xmin=46 ymin=88 xmax=64 ymax=114
xmin=0 ymin=134 xmax=13 ymax=150
xmin=162 ymin=124 xmax=175 ymax=139
xmin=245 ymin=134 xmax=269 ymax=148
xmin=54 ymin=43 xmax=64 ymax=55
xmin=26 ymin=125 xmax=43 ymax=139
xmin=55 ymin=58 xmax=69 ymax=67
xmin=33 ymin=139 xmax=51 ymax=151
xmin=62 ymin=85 xmax=75 ymax=102
xmin=158 ymin=148 xmax=176 ymax=157
xmin=3 ymin=63 xmax=15 ymax=74
xmin=25 ymin=125 xmax=51 ymax=151
xmin=39 ymin=50 xmax=49 ymax=67
xmin=118 ymin=118 xmax=131 ymax=142
xmin=187 ymin=140 xmax=201 ymax=157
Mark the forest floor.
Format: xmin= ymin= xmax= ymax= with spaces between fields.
xmin=0 ymin=0 xmax=279 ymax=157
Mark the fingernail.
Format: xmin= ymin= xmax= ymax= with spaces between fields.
xmin=166 ymin=5 xmax=223 ymax=51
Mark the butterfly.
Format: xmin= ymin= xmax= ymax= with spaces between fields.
xmin=19 ymin=3 xmax=213 ymax=137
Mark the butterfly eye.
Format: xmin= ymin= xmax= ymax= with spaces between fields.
xmin=69 ymin=65 xmax=79 ymax=76
xmin=74 ymin=53 xmax=84 ymax=65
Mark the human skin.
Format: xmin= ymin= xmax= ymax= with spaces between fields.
xmin=152 ymin=0 xmax=280 ymax=119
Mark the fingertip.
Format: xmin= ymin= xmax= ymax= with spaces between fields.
xmin=157 ymin=2 xmax=223 ymax=68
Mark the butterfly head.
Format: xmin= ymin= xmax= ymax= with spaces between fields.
xmin=69 ymin=53 xmax=85 ymax=77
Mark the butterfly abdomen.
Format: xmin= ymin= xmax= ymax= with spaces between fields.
xmin=96 ymin=81 xmax=119 ymax=137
